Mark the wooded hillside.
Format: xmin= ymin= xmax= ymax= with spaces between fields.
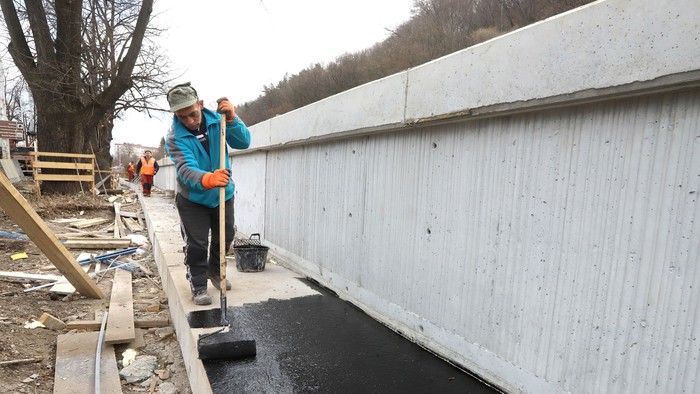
xmin=236 ymin=0 xmax=594 ymax=126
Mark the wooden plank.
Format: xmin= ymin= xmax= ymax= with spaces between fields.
xmin=54 ymin=332 xmax=121 ymax=394
xmin=55 ymin=232 xmax=112 ymax=240
xmin=122 ymin=218 xmax=143 ymax=233
xmin=69 ymin=218 xmax=111 ymax=229
xmin=55 ymin=233 xmax=112 ymax=240
xmin=90 ymin=158 xmax=96 ymax=193
xmin=30 ymin=151 xmax=94 ymax=159
xmin=113 ymin=202 xmax=125 ymax=238
xmin=66 ymin=318 xmax=170 ymax=331
xmin=50 ymin=218 xmax=85 ymax=224
xmin=31 ymin=161 xmax=93 ymax=170
xmin=62 ymin=239 xmax=131 ymax=249
xmin=0 ymin=171 xmax=103 ymax=298
xmin=134 ymin=318 xmax=170 ymax=328
xmin=33 ymin=165 xmax=41 ymax=197
xmin=119 ymin=211 xmax=145 ymax=220
xmin=34 ymin=173 xmax=94 ymax=182
xmin=135 ymin=209 xmax=145 ymax=228
xmin=66 ymin=320 xmax=104 ymax=331
xmin=104 ymin=269 xmax=134 ymax=344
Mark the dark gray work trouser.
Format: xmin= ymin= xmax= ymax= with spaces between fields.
xmin=175 ymin=193 xmax=234 ymax=293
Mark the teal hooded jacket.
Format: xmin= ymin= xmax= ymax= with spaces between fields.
xmin=165 ymin=107 xmax=251 ymax=208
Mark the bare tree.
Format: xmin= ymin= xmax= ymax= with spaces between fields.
xmin=114 ymin=142 xmax=138 ymax=170
xmin=0 ymin=0 xmax=165 ymax=193
xmin=1 ymin=56 xmax=36 ymax=147
xmin=1 ymin=65 xmax=24 ymax=121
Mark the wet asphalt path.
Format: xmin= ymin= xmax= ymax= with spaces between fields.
xmin=188 ymin=279 xmax=500 ymax=393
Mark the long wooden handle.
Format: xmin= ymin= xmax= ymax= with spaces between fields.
xmin=219 ymin=115 xmax=227 ymax=317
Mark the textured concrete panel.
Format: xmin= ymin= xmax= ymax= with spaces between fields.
xmin=268 ymin=72 xmax=407 ymax=146
xmin=231 ymin=152 xmax=266 ymax=238
xmin=405 ymin=0 xmax=700 ymax=120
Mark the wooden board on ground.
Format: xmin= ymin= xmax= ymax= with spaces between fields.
xmin=50 ymin=218 xmax=85 ymax=224
xmin=122 ymin=217 xmax=143 ymax=233
xmin=62 ymin=238 xmax=131 ymax=249
xmin=119 ymin=211 xmax=145 ymax=220
xmin=68 ymin=218 xmax=110 ymax=229
xmin=54 ymin=332 xmax=121 ymax=394
xmin=104 ymin=269 xmax=135 ymax=344
xmin=113 ymin=202 xmax=127 ymax=238
xmin=55 ymin=231 xmax=112 ymax=240
xmin=66 ymin=318 xmax=170 ymax=331
xmin=0 ymin=171 xmax=104 ymax=299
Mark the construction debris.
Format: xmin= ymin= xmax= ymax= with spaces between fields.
xmin=0 ymin=171 xmax=105 ymax=299
xmin=123 ymin=217 xmax=144 ymax=233
xmin=0 ymin=271 xmax=64 ymax=282
xmin=10 ymin=252 xmax=28 ymax=260
xmin=0 ymin=231 xmax=29 ymax=240
xmin=0 ymin=357 xmax=43 ymax=367
xmin=119 ymin=211 xmax=145 ymax=219
xmin=68 ymin=218 xmax=111 ymax=229
xmin=23 ymin=320 xmax=45 ymax=329
xmin=38 ymin=313 xmax=66 ymax=331
xmin=62 ymin=238 xmax=131 ymax=249
xmin=0 ymin=176 xmax=191 ymax=393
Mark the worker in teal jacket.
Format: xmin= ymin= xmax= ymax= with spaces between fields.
xmin=165 ymin=82 xmax=251 ymax=305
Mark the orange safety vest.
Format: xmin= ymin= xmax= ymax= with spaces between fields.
xmin=140 ymin=157 xmax=156 ymax=175
xmin=127 ymin=164 xmax=135 ymax=173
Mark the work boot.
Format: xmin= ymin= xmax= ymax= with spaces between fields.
xmin=192 ymin=289 xmax=212 ymax=305
xmin=208 ymin=274 xmax=232 ymax=291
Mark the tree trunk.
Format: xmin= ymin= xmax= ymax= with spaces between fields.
xmin=85 ymin=117 xmax=114 ymax=189
xmin=36 ymin=110 xmax=89 ymax=194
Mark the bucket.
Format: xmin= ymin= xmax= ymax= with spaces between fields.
xmin=232 ymin=233 xmax=268 ymax=272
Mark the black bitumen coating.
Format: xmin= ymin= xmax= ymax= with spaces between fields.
xmin=188 ymin=279 xmax=500 ymax=394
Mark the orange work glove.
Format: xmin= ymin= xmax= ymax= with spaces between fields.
xmin=201 ymin=169 xmax=230 ymax=189
xmin=216 ymin=97 xmax=235 ymax=123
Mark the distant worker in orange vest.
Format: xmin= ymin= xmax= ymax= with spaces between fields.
xmin=127 ymin=161 xmax=135 ymax=181
xmin=135 ymin=150 xmax=159 ymax=197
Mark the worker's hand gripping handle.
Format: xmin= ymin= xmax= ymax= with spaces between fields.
xmin=216 ymin=97 xmax=235 ymax=123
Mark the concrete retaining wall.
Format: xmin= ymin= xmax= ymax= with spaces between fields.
xmin=155 ymin=0 xmax=700 ymax=392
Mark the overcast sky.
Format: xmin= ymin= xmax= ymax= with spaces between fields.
xmin=112 ymin=0 xmax=415 ymax=149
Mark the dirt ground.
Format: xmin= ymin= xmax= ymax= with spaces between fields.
xmin=0 ymin=181 xmax=191 ymax=393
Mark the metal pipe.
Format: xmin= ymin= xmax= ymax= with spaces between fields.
xmin=95 ymin=311 xmax=109 ymax=394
